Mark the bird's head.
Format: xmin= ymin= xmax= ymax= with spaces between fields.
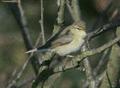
xmin=70 ymin=21 xmax=87 ymax=38
xmin=73 ymin=21 xmax=86 ymax=30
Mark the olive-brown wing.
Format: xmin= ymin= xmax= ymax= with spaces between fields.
xmin=51 ymin=29 xmax=73 ymax=48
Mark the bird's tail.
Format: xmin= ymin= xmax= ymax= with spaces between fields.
xmin=25 ymin=48 xmax=38 ymax=53
xmin=26 ymin=48 xmax=52 ymax=53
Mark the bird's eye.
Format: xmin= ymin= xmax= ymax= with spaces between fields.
xmin=76 ymin=27 xmax=81 ymax=30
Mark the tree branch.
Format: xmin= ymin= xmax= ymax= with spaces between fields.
xmin=39 ymin=0 xmax=46 ymax=44
xmin=71 ymin=0 xmax=81 ymax=21
xmin=66 ymin=0 xmax=81 ymax=22
xmin=3 ymin=0 xmax=40 ymax=75
xmin=77 ymin=36 xmax=120 ymax=61
xmin=88 ymin=19 xmax=120 ymax=40
xmin=2 ymin=1 xmax=41 ymax=87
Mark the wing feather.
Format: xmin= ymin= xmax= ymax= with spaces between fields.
xmin=51 ymin=28 xmax=73 ymax=48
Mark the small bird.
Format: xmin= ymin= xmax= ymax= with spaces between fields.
xmin=26 ymin=21 xmax=87 ymax=68
xmin=26 ymin=21 xmax=87 ymax=69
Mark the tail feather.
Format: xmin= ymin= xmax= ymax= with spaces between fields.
xmin=26 ymin=48 xmax=52 ymax=53
xmin=25 ymin=48 xmax=37 ymax=53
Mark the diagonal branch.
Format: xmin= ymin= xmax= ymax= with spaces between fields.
xmin=3 ymin=0 xmax=40 ymax=75
xmin=106 ymin=70 xmax=113 ymax=88
xmin=17 ymin=0 xmax=40 ymax=74
xmin=77 ymin=36 xmax=120 ymax=61
xmin=88 ymin=18 xmax=120 ymax=40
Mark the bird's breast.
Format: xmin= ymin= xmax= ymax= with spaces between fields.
xmin=54 ymin=37 xmax=85 ymax=56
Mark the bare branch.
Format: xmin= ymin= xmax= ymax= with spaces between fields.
xmin=66 ymin=0 xmax=75 ymax=21
xmin=17 ymin=76 xmax=35 ymax=88
xmin=7 ymin=55 xmax=34 ymax=88
xmin=39 ymin=0 xmax=46 ymax=44
xmin=106 ymin=70 xmax=113 ymax=88
xmin=82 ymin=45 xmax=95 ymax=88
xmin=57 ymin=0 xmax=65 ymax=25
xmin=14 ymin=0 xmax=40 ymax=74
xmin=71 ymin=0 xmax=81 ymax=21
xmin=93 ymin=49 xmax=111 ymax=76
xmin=77 ymin=36 xmax=120 ymax=61
xmin=2 ymin=0 xmax=44 ymax=87
xmin=52 ymin=0 xmax=65 ymax=34
xmin=88 ymin=19 xmax=120 ymax=40
xmin=66 ymin=0 xmax=81 ymax=22
xmin=7 ymin=26 xmax=42 ymax=88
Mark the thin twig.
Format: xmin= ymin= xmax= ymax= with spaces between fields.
xmin=82 ymin=45 xmax=95 ymax=88
xmin=17 ymin=76 xmax=35 ymax=88
xmin=71 ymin=0 xmax=81 ymax=21
xmin=94 ymin=70 xmax=106 ymax=88
xmin=52 ymin=0 xmax=65 ymax=34
xmin=39 ymin=0 xmax=46 ymax=44
xmin=3 ymin=0 xmax=44 ymax=87
xmin=106 ymin=70 xmax=113 ymax=88
xmin=7 ymin=54 xmax=33 ymax=88
xmin=66 ymin=0 xmax=81 ymax=22
xmin=7 ymin=28 xmax=42 ymax=88
xmin=7 ymin=23 xmax=43 ymax=88
xmin=17 ymin=0 xmax=40 ymax=74
xmin=88 ymin=19 xmax=120 ymax=40
xmin=93 ymin=49 xmax=111 ymax=76
xmin=57 ymin=0 xmax=65 ymax=25
xmin=66 ymin=0 xmax=75 ymax=21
